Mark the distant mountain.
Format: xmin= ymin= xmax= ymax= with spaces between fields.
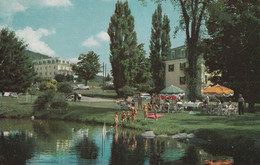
xmin=25 ymin=50 xmax=50 ymax=61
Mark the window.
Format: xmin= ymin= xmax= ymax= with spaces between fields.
xmin=168 ymin=64 xmax=174 ymax=72
xmin=205 ymin=75 xmax=208 ymax=84
xmin=180 ymin=63 xmax=186 ymax=70
xmin=43 ymin=61 xmax=46 ymax=64
xmin=180 ymin=76 xmax=186 ymax=85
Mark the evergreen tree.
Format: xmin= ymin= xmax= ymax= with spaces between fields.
xmin=72 ymin=51 xmax=101 ymax=85
xmin=108 ymin=1 xmax=139 ymax=94
xmin=0 ymin=28 xmax=36 ymax=93
xmin=150 ymin=4 xmax=171 ymax=92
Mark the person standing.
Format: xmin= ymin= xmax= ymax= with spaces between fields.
xmin=130 ymin=104 xmax=137 ymax=123
xmin=137 ymin=93 xmax=142 ymax=110
xmin=142 ymin=104 xmax=148 ymax=120
xmin=238 ymin=94 xmax=245 ymax=115
xmin=153 ymin=102 xmax=159 ymax=121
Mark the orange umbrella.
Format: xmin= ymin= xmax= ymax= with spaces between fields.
xmin=203 ymin=84 xmax=234 ymax=97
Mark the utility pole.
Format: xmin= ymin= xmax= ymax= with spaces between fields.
xmin=103 ymin=62 xmax=105 ymax=89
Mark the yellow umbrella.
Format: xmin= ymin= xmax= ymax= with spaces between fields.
xmin=203 ymin=84 xmax=234 ymax=97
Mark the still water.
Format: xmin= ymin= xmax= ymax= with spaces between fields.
xmin=0 ymin=119 xmax=259 ymax=165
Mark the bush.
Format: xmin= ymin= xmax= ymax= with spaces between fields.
xmin=118 ymin=85 xmax=134 ymax=99
xmin=39 ymin=81 xmax=57 ymax=91
xmin=34 ymin=90 xmax=68 ymax=113
xmin=137 ymin=84 xmax=152 ymax=92
xmin=102 ymin=86 xmax=115 ymax=90
xmin=57 ymin=82 xmax=73 ymax=94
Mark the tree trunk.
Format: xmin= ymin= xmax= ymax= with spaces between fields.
xmin=187 ymin=41 xmax=198 ymax=102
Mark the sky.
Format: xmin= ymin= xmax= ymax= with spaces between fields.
xmin=0 ymin=0 xmax=186 ymax=74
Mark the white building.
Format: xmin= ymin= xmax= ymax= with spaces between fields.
xmin=165 ymin=45 xmax=211 ymax=95
xmin=33 ymin=57 xmax=73 ymax=79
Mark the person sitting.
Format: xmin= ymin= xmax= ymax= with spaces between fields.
xmin=227 ymin=101 xmax=235 ymax=115
xmin=163 ymin=100 xmax=170 ymax=113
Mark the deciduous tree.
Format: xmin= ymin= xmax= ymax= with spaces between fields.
xmin=203 ymin=0 xmax=260 ymax=112
xmin=72 ymin=51 xmax=101 ymax=85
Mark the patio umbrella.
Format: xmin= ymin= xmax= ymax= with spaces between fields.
xmin=203 ymin=84 xmax=234 ymax=97
xmin=160 ymin=85 xmax=185 ymax=95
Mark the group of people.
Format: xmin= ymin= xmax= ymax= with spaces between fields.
xmin=201 ymin=94 xmax=245 ymax=115
xmin=114 ymin=103 xmax=137 ymax=127
xmin=73 ymin=92 xmax=82 ymax=101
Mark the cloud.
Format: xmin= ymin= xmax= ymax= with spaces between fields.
xmin=96 ymin=31 xmax=110 ymax=42
xmin=16 ymin=26 xmax=56 ymax=56
xmin=42 ymin=0 xmax=72 ymax=7
xmin=82 ymin=36 xmax=100 ymax=47
xmin=0 ymin=0 xmax=27 ymax=21
xmin=0 ymin=0 xmax=72 ymax=21
xmin=82 ymin=31 xmax=110 ymax=48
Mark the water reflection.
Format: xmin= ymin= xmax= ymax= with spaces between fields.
xmin=0 ymin=131 xmax=36 ymax=165
xmin=0 ymin=120 xmax=259 ymax=164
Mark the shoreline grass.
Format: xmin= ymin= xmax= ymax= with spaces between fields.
xmin=1 ymin=93 xmax=260 ymax=140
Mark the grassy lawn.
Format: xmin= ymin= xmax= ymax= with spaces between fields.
xmin=1 ymin=90 xmax=260 ymax=140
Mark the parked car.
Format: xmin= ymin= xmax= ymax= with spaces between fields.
xmin=134 ymin=93 xmax=151 ymax=100
xmin=73 ymin=84 xmax=90 ymax=90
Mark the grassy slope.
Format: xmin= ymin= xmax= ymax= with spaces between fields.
xmin=1 ymin=91 xmax=260 ymax=140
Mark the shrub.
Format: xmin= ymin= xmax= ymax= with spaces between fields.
xmin=57 ymin=82 xmax=73 ymax=94
xmin=137 ymin=84 xmax=152 ymax=92
xmin=39 ymin=81 xmax=57 ymax=91
xmin=118 ymin=85 xmax=134 ymax=99
xmin=34 ymin=90 xmax=68 ymax=114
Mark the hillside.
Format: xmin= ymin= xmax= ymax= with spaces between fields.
xmin=25 ymin=50 xmax=50 ymax=61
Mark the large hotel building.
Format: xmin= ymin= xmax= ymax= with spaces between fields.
xmin=33 ymin=57 xmax=73 ymax=79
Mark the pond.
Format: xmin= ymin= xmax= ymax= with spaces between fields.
xmin=0 ymin=119 xmax=259 ymax=164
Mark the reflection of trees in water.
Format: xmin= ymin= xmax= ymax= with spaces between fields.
xmin=75 ymin=137 xmax=99 ymax=159
xmin=181 ymin=145 xmax=200 ymax=165
xmin=0 ymin=132 xmax=36 ymax=165
xmin=200 ymin=136 xmax=260 ymax=164
xmin=148 ymin=139 xmax=167 ymax=164
xmin=110 ymin=130 xmax=146 ymax=165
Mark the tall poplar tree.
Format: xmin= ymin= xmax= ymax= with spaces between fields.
xmin=150 ymin=4 xmax=171 ymax=92
xmin=108 ymin=1 xmax=139 ymax=94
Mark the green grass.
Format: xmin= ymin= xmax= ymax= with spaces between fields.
xmin=1 ymin=92 xmax=260 ymax=140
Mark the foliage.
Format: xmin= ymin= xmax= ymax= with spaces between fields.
xmin=118 ymin=85 xmax=134 ymax=99
xmin=34 ymin=90 xmax=68 ymax=113
xmin=203 ymin=0 xmax=260 ymax=112
xmin=39 ymin=81 xmax=57 ymax=91
xmin=108 ymin=1 xmax=142 ymax=95
xmin=149 ymin=4 xmax=171 ymax=92
xmin=105 ymin=74 xmax=112 ymax=82
xmin=136 ymin=84 xmax=152 ymax=92
xmin=0 ymin=27 xmax=36 ymax=93
xmin=55 ymin=74 xmax=66 ymax=82
xmin=72 ymin=51 xmax=101 ymax=85
xmin=57 ymin=82 xmax=73 ymax=94
xmin=135 ymin=44 xmax=152 ymax=84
